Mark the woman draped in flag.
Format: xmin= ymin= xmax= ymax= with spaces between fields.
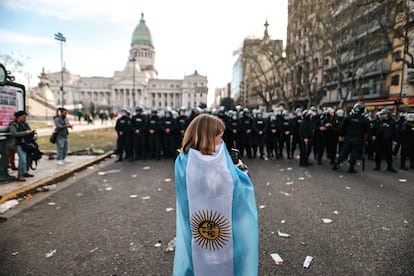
xmin=174 ymin=114 xmax=258 ymax=276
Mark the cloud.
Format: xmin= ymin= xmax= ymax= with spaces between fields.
xmin=0 ymin=29 xmax=55 ymax=46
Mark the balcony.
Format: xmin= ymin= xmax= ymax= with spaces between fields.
xmin=408 ymin=72 xmax=414 ymax=84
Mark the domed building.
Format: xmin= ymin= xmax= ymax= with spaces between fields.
xmin=41 ymin=13 xmax=208 ymax=113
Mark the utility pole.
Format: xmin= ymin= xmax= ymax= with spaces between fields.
xmin=54 ymin=32 xmax=66 ymax=107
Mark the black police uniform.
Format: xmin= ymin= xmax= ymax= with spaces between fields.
xmin=131 ymin=111 xmax=147 ymax=160
xmin=161 ymin=112 xmax=177 ymax=159
xmin=400 ymin=119 xmax=414 ymax=169
xmin=239 ymin=112 xmax=254 ymax=158
xmin=333 ymin=108 xmax=369 ymax=173
xmin=147 ymin=112 xmax=162 ymax=160
xmin=115 ymin=114 xmax=133 ymax=162
xmin=253 ymin=114 xmax=267 ymax=159
xmin=372 ymin=115 xmax=397 ymax=172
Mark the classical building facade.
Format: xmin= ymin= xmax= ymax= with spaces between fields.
xmin=35 ymin=13 xmax=208 ymax=113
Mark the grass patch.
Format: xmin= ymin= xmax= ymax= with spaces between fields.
xmin=29 ymin=121 xmax=51 ymax=129
xmin=36 ymin=128 xmax=117 ymax=153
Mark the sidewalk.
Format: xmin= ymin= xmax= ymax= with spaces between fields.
xmin=0 ymin=123 xmax=115 ymax=204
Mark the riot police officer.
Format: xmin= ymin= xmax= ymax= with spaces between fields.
xmin=115 ymin=109 xmax=133 ymax=162
xmin=253 ymin=110 xmax=267 ymax=159
xmin=161 ymin=109 xmax=177 ymax=159
xmin=400 ymin=113 xmax=414 ymax=170
xmin=266 ymin=113 xmax=278 ymax=159
xmin=299 ymin=110 xmax=314 ymax=167
xmin=332 ymin=103 xmax=369 ymax=173
xmin=317 ymin=108 xmax=337 ymax=165
xmin=277 ymin=110 xmax=293 ymax=159
xmin=147 ymin=108 xmax=162 ymax=160
xmin=131 ymin=106 xmax=147 ymax=160
xmin=372 ymin=108 xmax=397 ymax=172
xmin=176 ymin=107 xmax=188 ymax=149
xmin=227 ymin=110 xmax=240 ymax=150
xmin=239 ymin=108 xmax=254 ymax=158
xmin=291 ymin=108 xmax=303 ymax=159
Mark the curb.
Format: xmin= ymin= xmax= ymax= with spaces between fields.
xmin=0 ymin=151 xmax=113 ymax=203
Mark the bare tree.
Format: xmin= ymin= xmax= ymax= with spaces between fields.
xmin=317 ymin=0 xmax=397 ymax=109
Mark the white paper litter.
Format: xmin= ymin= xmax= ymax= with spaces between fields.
xmin=45 ymin=249 xmax=57 ymax=258
xmin=141 ymin=196 xmax=150 ymax=200
xmin=279 ymin=191 xmax=291 ymax=197
xmin=286 ymin=181 xmax=294 ymax=185
xmin=270 ymin=253 xmax=284 ymax=265
xmin=322 ymin=218 xmax=333 ymax=224
xmin=166 ymin=207 xmax=174 ymax=212
xmin=164 ymin=178 xmax=172 ymax=182
xmin=142 ymin=166 xmax=151 ymax=170
xmin=277 ymin=230 xmax=290 ymax=238
xmin=303 ymin=256 xmax=313 ymax=268
xmin=129 ymin=195 xmax=138 ymax=198
xmin=0 ymin=199 xmax=19 ymax=213
xmin=298 ymin=177 xmax=305 ymax=181
xmin=259 ymin=205 xmax=266 ymax=209
xmin=399 ymin=179 xmax=407 ymax=183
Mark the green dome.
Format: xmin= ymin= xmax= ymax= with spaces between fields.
xmin=132 ymin=13 xmax=153 ymax=47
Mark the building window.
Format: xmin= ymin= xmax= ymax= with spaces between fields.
xmin=391 ymin=75 xmax=400 ymax=86
xmin=393 ymin=50 xmax=402 ymax=62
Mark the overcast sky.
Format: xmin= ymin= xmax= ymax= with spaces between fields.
xmin=0 ymin=0 xmax=287 ymax=105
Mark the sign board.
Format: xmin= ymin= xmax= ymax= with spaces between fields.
xmin=0 ymin=82 xmax=25 ymax=133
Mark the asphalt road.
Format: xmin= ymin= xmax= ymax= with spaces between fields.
xmin=0 ymin=157 xmax=413 ymax=275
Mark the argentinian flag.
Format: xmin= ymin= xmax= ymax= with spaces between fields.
xmin=174 ymin=143 xmax=258 ymax=276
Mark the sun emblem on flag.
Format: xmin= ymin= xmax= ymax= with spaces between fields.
xmin=190 ymin=209 xmax=231 ymax=250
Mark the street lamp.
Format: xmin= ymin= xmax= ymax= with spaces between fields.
xmin=54 ymin=32 xmax=66 ymax=107
xmin=129 ymin=49 xmax=138 ymax=108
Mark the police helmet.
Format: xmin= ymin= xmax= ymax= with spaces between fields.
xmin=406 ymin=113 xmax=414 ymax=121
xmin=335 ymin=109 xmax=344 ymax=117
xmin=351 ymin=103 xmax=366 ymax=116
xmin=151 ymin=108 xmax=158 ymax=114
xmin=295 ymin=108 xmax=302 ymax=114
xmin=282 ymin=110 xmax=290 ymax=117
xmin=378 ymin=108 xmax=389 ymax=116
xmin=135 ymin=106 xmax=143 ymax=112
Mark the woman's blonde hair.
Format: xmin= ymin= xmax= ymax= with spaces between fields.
xmin=180 ymin=114 xmax=225 ymax=155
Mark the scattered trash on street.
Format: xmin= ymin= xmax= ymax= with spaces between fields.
xmin=333 ymin=211 xmax=339 ymax=215
xmin=404 ymin=220 xmax=408 ymax=224
xmin=303 ymin=256 xmax=313 ymax=268
xmin=270 ymin=253 xmax=283 ymax=266
xmin=98 ymin=169 xmax=121 ymax=176
xmin=277 ymin=230 xmax=290 ymax=238
xmin=45 ymin=249 xmax=57 ymax=258
xmin=259 ymin=205 xmax=266 ymax=209
xmin=280 ymin=220 xmax=286 ymax=224
xmin=345 ymin=186 xmax=351 ymax=190
xmin=399 ymin=179 xmax=407 ymax=183
xmin=141 ymin=196 xmax=151 ymax=200
xmin=166 ymin=207 xmax=174 ymax=212
xmin=76 ymin=193 xmax=83 ymax=197
xmin=165 ymin=237 xmax=176 ymax=252
xmin=36 ymin=184 xmax=57 ymax=192
xmin=164 ymin=178 xmax=171 ymax=182
xmin=287 ymin=167 xmax=293 ymax=171
xmin=279 ymin=191 xmax=291 ymax=197
xmin=298 ymin=177 xmax=305 ymax=181
xmin=0 ymin=199 xmax=19 ymax=213
xmin=48 ymin=202 xmax=56 ymax=206
xmin=142 ymin=166 xmax=151 ymax=170
xmin=154 ymin=241 xmax=162 ymax=248
xmin=157 ymin=188 xmax=162 ymax=192
xmin=382 ymin=226 xmax=390 ymax=231
xmin=89 ymin=247 xmax=99 ymax=253
xmin=321 ymin=218 xmax=333 ymax=224
xmin=131 ymin=174 xmax=137 ymax=178
xmin=129 ymin=195 xmax=138 ymax=198
xmin=286 ymin=181 xmax=294 ymax=185
xmin=105 ymin=187 xmax=113 ymax=191
xmin=11 ymin=252 xmax=19 ymax=256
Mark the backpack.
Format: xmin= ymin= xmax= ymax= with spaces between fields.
xmin=22 ymin=136 xmax=43 ymax=170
